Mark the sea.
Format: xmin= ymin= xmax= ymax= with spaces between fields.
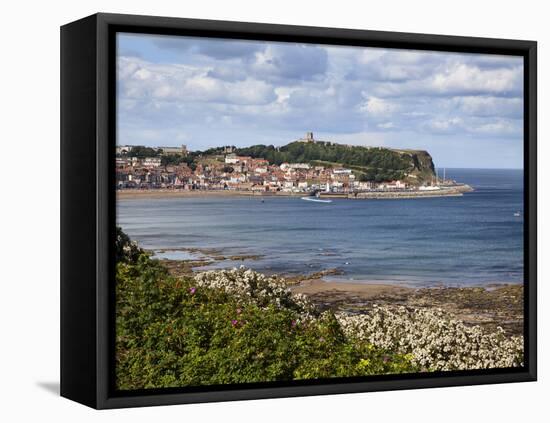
xmin=117 ymin=168 xmax=524 ymax=287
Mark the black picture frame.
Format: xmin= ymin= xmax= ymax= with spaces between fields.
xmin=60 ymin=12 xmax=537 ymax=409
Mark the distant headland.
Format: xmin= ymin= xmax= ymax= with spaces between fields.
xmin=116 ymin=132 xmax=473 ymax=199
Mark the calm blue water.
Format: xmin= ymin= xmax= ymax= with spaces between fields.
xmin=117 ymin=169 xmax=524 ymax=287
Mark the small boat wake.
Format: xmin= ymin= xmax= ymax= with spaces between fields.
xmin=301 ymin=196 xmax=332 ymax=203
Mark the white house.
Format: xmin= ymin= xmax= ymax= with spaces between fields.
xmin=225 ymin=154 xmax=239 ymax=164
xmin=289 ymin=163 xmax=310 ymax=170
xmin=116 ymin=145 xmax=134 ymax=155
xmin=142 ymin=157 xmax=162 ymax=167
xmin=332 ymin=168 xmax=352 ymax=175
xmin=382 ymin=180 xmax=407 ymax=190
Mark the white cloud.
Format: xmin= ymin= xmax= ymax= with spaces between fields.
xmin=421 ymin=115 xmax=521 ymax=137
xmin=152 ymin=35 xmax=264 ymax=60
xmin=357 ymin=49 xmax=386 ymax=65
xmin=367 ymin=54 xmax=523 ymax=98
xmin=430 ymin=64 xmax=522 ymax=95
xmin=469 ymin=119 xmax=520 ymax=135
xmin=453 ymin=96 xmax=523 ymax=118
xmin=352 ymin=49 xmax=440 ymax=82
xmin=250 ymin=44 xmax=328 ymax=82
xmin=360 ymin=96 xmax=398 ymax=116
xmin=118 ymin=56 xmax=277 ymax=106
xmin=426 ymin=117 xmax=464 ymax=133
xmin=329 ymin=131 xmax=388 ymax=146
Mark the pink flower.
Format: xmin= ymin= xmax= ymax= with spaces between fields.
xmin=189 ymin=287 xmax=196 ymax=294
xmin=236 ymin=308 xmax=242 ymax=315
xmin=291 ymin=320 xmax=297 ymax=327
xmin=231 ymin=319 xmax=238 ymax=326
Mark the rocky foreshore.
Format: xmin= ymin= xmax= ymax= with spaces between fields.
xmin=291 ymin=279 xmax=523 ymax=336
xmin=158 ymin=250 xmax=523 ymax=337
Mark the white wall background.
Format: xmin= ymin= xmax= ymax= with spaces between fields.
xmin=1 ymin=0 xmax=546 ymax=421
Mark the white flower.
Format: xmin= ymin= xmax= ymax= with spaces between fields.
xmin=194 ymin=268 xmax=523 ymax=372
xmin=194 ymin=267 xmax=316 ymax=315
xmin=335 ymin=306 xmax=523 ymax=371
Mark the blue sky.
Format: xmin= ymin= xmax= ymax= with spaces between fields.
xmin=117 ymin=33 xmax=524 ymax=169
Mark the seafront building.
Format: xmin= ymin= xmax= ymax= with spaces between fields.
xmin=115 ymin=134 xmax=442 ymax=193
xmin=115 ymin=152 xmax=418 ymax=194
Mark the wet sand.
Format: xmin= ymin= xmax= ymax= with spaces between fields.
xmin=117 ymin=190 xmax=298 ymax=200
xmin=290 ymin=278 xmax=412 ymax=298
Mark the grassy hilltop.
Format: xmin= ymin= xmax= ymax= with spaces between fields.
xmin=236 ymin=141 xmax=436 ymax=184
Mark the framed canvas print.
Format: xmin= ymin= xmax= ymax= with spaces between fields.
xmin=60 ymin=13 xmax=537 ymax=409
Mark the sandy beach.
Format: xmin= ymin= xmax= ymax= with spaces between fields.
xmin=117 ymin=189 xmax=300 ymax=200
xmin=291 ymin=278 xmax=412 ymax=298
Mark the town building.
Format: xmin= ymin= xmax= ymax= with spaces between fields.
xmin=225 ymin=154 xmax=239 ymax=164
xmin=115 ymin=143 xmax=411 ymax=194
xmin=115 ymin=145 xmax=134 ymax=155
xmin=142 ymin=157 xmax=162 ymax=167
xmin=287 ymin=163 xmax=311 ymax=170
xmin=296 ymin=131 xmax=316 ymax=143
xmin=332 ymin=168 xmax=353 ymax=175
xmin=159 ymin=145 xmax=188 ymax=156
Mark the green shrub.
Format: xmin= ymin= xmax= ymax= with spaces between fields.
xmin=115 ymin=255 xmax=416 ymax=390
xmin=115 ymin=226 xmax=143 ymax=264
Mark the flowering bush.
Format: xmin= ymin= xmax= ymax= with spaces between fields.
xmin=116 ymin=257 xmax=415 ymax=390
xmin=194 ymin=266 xmax=316 ymax=315
xmin=336 ymin=305 xmax=524 ymax=371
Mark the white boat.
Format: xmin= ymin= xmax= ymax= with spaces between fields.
xmin=301 ymin=196 xmax=332 ymax=203
xmin=514 ymin=211 xmax=521 ymax=217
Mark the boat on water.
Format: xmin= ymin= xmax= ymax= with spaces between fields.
xmin=301 ymin=197 xmax=332 ymax=203
xmin=514 ymin=211 xmax=521 ymax=217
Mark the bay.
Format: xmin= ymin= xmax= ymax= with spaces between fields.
xmin=117 ymin=168 xmax=524 ymax=287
